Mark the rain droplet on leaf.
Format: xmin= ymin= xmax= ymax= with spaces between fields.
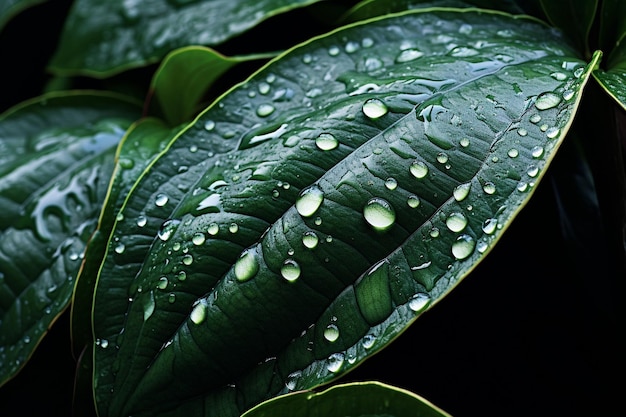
xmin=363 ymin=197 xmax=396 ymax=231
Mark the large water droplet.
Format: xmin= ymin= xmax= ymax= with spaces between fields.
xmin=295 ymin=185 xmax=324 ymax=217
xmin=362 ymin=98 xmax=388 ymax=119
xmin=192 ymin=233 xmax=206 ymax=246
xmin=114 ymin=242 xmax=125 ymax=254
xmin=158 ymin=219 xmax=180 ymax=242
xmin=327 ymin=353 xmax=344 ymax=373
xmin=143 ymin=291 xmax=156 ymax=321
xmin=546 ymin=127 xmax=560 ymax=139
xmin=208 ymin=223 xmax=219 ymax=235
xmin=229 ymin=223 xmax=239 ymax=233
xmin=281 ymin=259 xmax=301 ymax=282
xmin=234 ymin=248 xmax=259 ymax=282
xmin=410 ymin=161 xmax=429 ymax=179
xmin=482 ymin=182 xmax=496 ymax=195
xmin=453 ymin=183 xmax=471 ymax=201
xmin=446 ymin=212 xmax=468 ymax=232
xmin=482 ymin=218 xmax=497 ymax=234
xmin=204 ymin=120 xmax=215 ymax=131
xmin=302 ymin=231 xmax=319 ymax=249
xmin=256 ymin=104 xmax=275 ymax=117
xmin=395 ymin=48 xmax=424 ymax=63
xmin=315 ymin=133 xmax=338 ymax=151
xmin=157 ymin=276 xmax=168 ymax=290
xmin=363 ymin=197 xmax=396 ymax=231
xmin=136 ymin=215 xmax=147 ymax=227
xmin=182 ymin=254 xmax=193 ymax=265
xmin=384 ymin=177 xmax=398 ymax=190
xmin=155 ymin=193 xmax=169 ymax=207
xmin=190 ymin=300 xmax=207 ymax=325
xmin=408 ymin=293 xmax=430 ymax=312
xmin=324 ymin=324 xmax=340 ymax=342
xmin=407 ymin=194 xmax=420 ymax=208
xmin=452 ymin=234 xmax=475 ymax=259
xmin=535 ymin=92 xmax=561 ymax=110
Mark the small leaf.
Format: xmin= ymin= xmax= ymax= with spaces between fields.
xmin=48 ymin=0 xmax=326 ymax=77
xmin=0 ymin=0 xmax=46 ymax=32
xmin=540 ymin=0 xmax=598 ymax=58
xmin=594 ymin=67 xmax=626 ymax=111
xmin=598 ymin=0 xmax=626 ymax=65
xmin=241 ymin=381 xmax=452 ymax=417
xmin=71 ymin=117 xmax=178 ymax=356
xmin=0 ymin=91 xmax=140 ymax=386
xmin=92 ymin=9 xmax=594 ymax=417
xmin=149 ymin=46 xmax=275 ymax=125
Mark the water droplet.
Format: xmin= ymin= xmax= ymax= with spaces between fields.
xmin=136 ymin=215 xmax=147 ymax=227
xmin=429 ymin=227 xmax=440 ymax=238
xmin=302 ymin=54 xmax=312 ymax=64
xmin=482 ymin=218 xmax=497 ymax=234
xmin=190 ymin=300 xmax=207 ymax=325
xmin=208 ymin=223 xmax=219 ymax=235
xmin=157 ymin=276 xmax=168 ymax=290
xmin=114 ymin=243 xmax=125 ymax=254
xmin=295 ymin=185 xmax=324 ymax=217
xmin=302 ymin=231 xmax=319 ymax=249
xmin=168 ymin=293 xmax=176 ymax=303
xmin=482 ymin=182 xmax=496 ymax=195
xmin=158 ymin=219 xmax=180 ymax=242
xmin=384 ymin=177 xmax=398 ymax=190
xmin=229 ymin=223 xmax=239 ymax=233
xmin=191 ymin=232 xmax=206 ymax=246
xmin=234 ymin=248 xmax=259 ymax=282
xmin=527 ymin=165 xmax=539 ymax=177
xmin=460 ymin=138 xmax=470 ymax=147
xmin=550 ymin=72 xmax=567 ymax=81
xmin=203 ymin=120 xmax=215 ymax=131
xmin=517 ymin=128 xmax=528 ymax=137
xmin=315 ymin=133 xmax=338 ymax=151
xmin=450 ymin=46 xmax=479 ymax=57
xmin=459 ymin=23 xmax=473 ymax=34
xmin=345 ymin=41 xmax=359 ymax=53
xmin=285 ymin=371 xmax=302 ymax=391
xmin=177 ymin=271 xmax=187 ymax=281
xmin=143 ymin=291 xmax=155 ymax=321
xmin=155 ymin=193 xmax=169 ymax=207
xmin=362 ymin=334 xmax=376 ymax=349
xmin=396 ymin=48 xmax=424 ymax=63
xmin=116 ymin=212 xmax=124 ymax=222
xmin=327 ymin=353 xmax=344 ymax=373
xmin=362 ymin=37 xmax=374 ymax=48
xmin=407 ymin=194 xmax=420 ymax=208
xmin=100 ymin=339 xmax=109 ymax=348
xmin=362 ymin=98 xmax=388 ymax=119
xmin=546 ymin=127 xmax=560 ymax=139
xmin=256 ymin=104 xmax=275 ymax=117
xmin=324 ymin=324 xmax=339 ymax=342
xmin=508 ymin=148 xmax=519 ymax=158
xmin=453 ymin=183 xmax=471 ymax=201
xmin=529 ymin=114 xmax=541 ymax=124
xmin=258 ymin=82 xmax=270 ymax=95
xmin=314 ymin=217 xmax=322 ymax=226
xmin=531 ymin=146 xmax=544 ymax=158
xmin=363 ymin=197 xmax=396 ymax=231
xmin=436 ymin=152 xmax=449 ymax=164
xmin=452 ymin=234 xmax=475 ymax=260
xmin=182 ymin=254 xmax=193 ymax=265
xmin=563 ymin=90 xmax=575 ymax=101
xmin=410 ymin=161 xmax=428 ymax=179
xmin=574 ymin=67 xmax=584 ymax=78
xmin=281 ymin=259 xmax=301 ymax=282
xmin=446 ymin=212 xmax=468 ymax=232
xmin=408 ymin=293 xmax=430 ymax=312
xmin=517 ymin=181 xmax=529 ymax=192
xmin=535 ymin=92 xmax=561 ymax=110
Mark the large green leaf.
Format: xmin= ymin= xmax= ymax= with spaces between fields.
xmin=92 ymin=9 xmax=595 ymax=417
xmin=148 ymin=46 xmax=275 ymax=125
xmin=241 ymin=381 xmax=451 ymax=417
xmin=0 ymin=91 xmax=140 ymax=386
xmin=48 ymin=0 xmax=325 ymax=77
xmin=593 ymin=67 xmax=626 ymax=111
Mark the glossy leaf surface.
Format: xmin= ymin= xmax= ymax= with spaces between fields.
xmin=92 ymin=9 xmax=593 ymax=417
xmin=593 ymin=68 xmax=626 ymax=111
xmin=48 ymin=0 xmax=324 ymax=77
xmin=241 ymin=381 xmax=451 ymax=417
xmin=71 ymin=118 xmax=176 ymax=356
xmin=0 ymin=92 xmax=140 ymax=386
xmin=149 ymin=47 xmax=275 ymax=125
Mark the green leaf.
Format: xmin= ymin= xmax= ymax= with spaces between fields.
xmin=48 ymin=0 xmax=326 ymax=77
xmin=599 ymin=0 xmax=626 ymax=65
xmin=593 ymin=67 xmax=626 ymax=111
xmin=0 ymin=91 xmax=140 ymax=386
xmin=71 ymin=117 xmax=177 ymax=357
xmin=92 ymin=9 xmax=594 ymax=417
xmin=0 ymin=0 xmax=46 ymax=32
xmin=149 ymin=46 xmax=276 ymax=126
xmin=539 ymin=0 xmax=598 ymax=58
xmin=241 ymin=381 xmax=452 ymax=417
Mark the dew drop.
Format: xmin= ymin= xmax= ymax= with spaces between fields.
xmin=429 ymin=227 xmax=440 ymax=238
xmin=136 ymin=215 xmax=147 ymax=227
xmin=192 ymin=232 xmax=206 ymax=246
xmin=446 ymin=212 xmax=468 ymax=232
xmin=204 ymin=120 xmax=215 ymax=131
xmin=482 ymin=218 xmax=497 ymax=234
xmin=285 ymin=371 xmax=301 ymax=391
xmin=482 ymin=182 xmax=496 ymax=195
xmin=234 ymin=248 xmax=259 ymax=282
xmin=460 ymin=138 xmax=470 ymax=147
xmin=362 ymin=334 xmax=376 ymax=349
xmin=527 ymin=165 xmax=539 ymax=177
xmin=190 ymin=300 xmax=207 ymax=325
xmin=436 ymin=152 xmax=449 ymax=164
xmin=324 ymin=324 xmax=340 ymax=342
xmin=395 ymin=48 xmax=424 ymax=63
xmin=384 ymin=177 xmax=398 ymax=190
xmin=407 ymin=194 xmax=420 ymax=208
xmin=508 ymin=148 xmax=519 ymax=158
xmin=256 ymin=104 xmax=275 ymax=117
xmin=315 ymin=133 xmax=338 ymax=151
xmin=177 ymin=271 xmax=187 ymax=281
xmin=362 ymin=98 xmax=388 ymax=119
xmin=529 ymin=114 xmax=541 ymax=124
xmin=295 ymin=185 xmax=324 ymax=217
xmin=517 ymin=128 xmax=528 ymax=137
xmin=258 ymin=82 xmax=270 ymax=95
xmin=327 ymin=353 xmax=344 ymax=373
xmin=363 ymin=197 xmax=396 ymax=231
xmin=302 ymin=231 xmax=319 ymax=249
xmin=362 ymin=37 xmax=374 ymax=48
xmin=155 ymin=193 xmax=169 ymax=207
xmin=517 ymin=181 xmax=529 ymax=192
xmin=409 ymin=160 xmax=428 ymax=179
xmin=208 ymin=223 xmax=219 ymax=235
xmin=328 ymin=45 xmax=340 ymax=56
xmin=114 ymin=243 xmax=125 ymax=254
xmin=546 ymin=127 xmax=560 ymax=139
xmin=229 ymin=223 xmax=239 ymax=233
xmin=531 ymin=146 xmax=544 ymax=158
xmin=182 ymin=254 xmax=193 ymax=265
xmin=453 ymin=182 xmax=471 ymax=201
xmin=116 ymin=212 xmax=124 ymax=222
xmin=563 ymin=90 xmax=575 ymax=101
xmin=157 ymin=276 xmax=168 ymax=290
xmin=452 ymin=234 xmax=475 ymax=260
xmin=314 ymin=217 xmax=322 ymax=226
xmin=535 ymin=92 xmax=562 ymax=110
xmin=158 ymin=219 xmax=180 ymax=242
xmin=345 ymin=41 xmax=359 ymax=53
xmin=143 ymin=291 xmax=156 ymax=321
xmin=477 ymin=240 xmax=489 ymax=253
xmin=408 ymin=293 xmax=430 ymax=312
xmin=281 ymin=259 xmax=301 ymax=282
xmin=168 ymin=293 xmax=176 ymax=303
xmin=550 ymin=72 xmax=567 ymax=81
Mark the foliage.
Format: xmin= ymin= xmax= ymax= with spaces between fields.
xmin=0 ymin=0 xmax=624 ymax=416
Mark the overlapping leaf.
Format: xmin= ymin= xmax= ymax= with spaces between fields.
xmin=540 ymin=0 xmax=598 ymax=57
xmin=0 ymin=91 xmax=140 ymax=386
xmin=0 ymin=0 xmax=46 ymax=32
xmin=92 ymin=9 xmax=594 ymax=417
xmin=48 ymin=0 xmax=325 ymax=77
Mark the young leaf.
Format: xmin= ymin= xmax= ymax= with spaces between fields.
xmin=241 ymin=381 xmax=451 ymax=417
xmin=48 ymin=0 xmax=326 ymax=77
xmin=148 ymin=46 xmax=275 ymax=125
xmin=91 ymin=9 xmax=595 ymax=417
xmin=0 ymin=91 xmax=140 ymax=386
